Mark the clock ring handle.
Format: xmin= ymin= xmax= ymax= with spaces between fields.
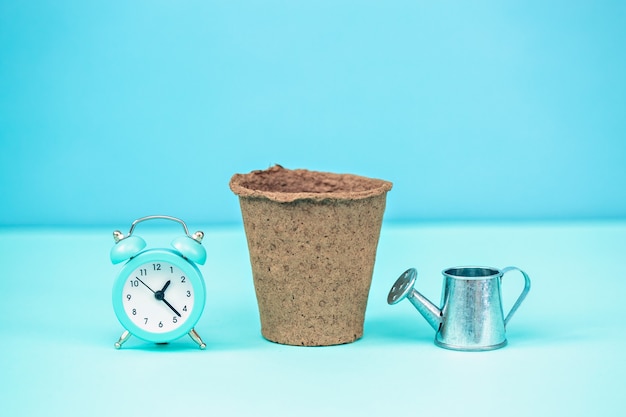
xmin=111 ymin=215 xmax=206 ymax=265
xmin=124 ymin=215 xmax=203 ymax=243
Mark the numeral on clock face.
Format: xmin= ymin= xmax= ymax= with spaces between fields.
xmin=122 ymin=261 xmax=195 ymax=333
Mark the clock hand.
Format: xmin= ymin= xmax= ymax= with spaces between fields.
xmin=162 ymin=298 xmax=182 ymax=318
xmin=153 ymin=281 xmax=182 ymax=317
xmin=136 ymin=277 xmax=155 ymax=294
xmin=137 ymin=277 xmax=181 ymax=317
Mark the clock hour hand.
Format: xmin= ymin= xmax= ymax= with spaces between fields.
xmin=154 ymin=281 xmax=182 ymax=317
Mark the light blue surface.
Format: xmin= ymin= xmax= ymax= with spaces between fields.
xmin=1 ymin=222 xmax=625 ymax=416
xmin=1 ymin=1 xmax=626 ymax=226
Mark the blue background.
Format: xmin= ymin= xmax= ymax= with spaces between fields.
xmin=1 ymin=0 xmax=625 ymax=226
xmin=2 ymin=3 xmax=626 ymax=416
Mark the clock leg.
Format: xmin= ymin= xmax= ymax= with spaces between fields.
xmin=114 ymin=330 xmax=131 ymax=349
xmin=188 ymin=328 xmax=206 ymax=349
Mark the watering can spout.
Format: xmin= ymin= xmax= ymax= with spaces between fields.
xmin=387 ymin=268 xmax=442 ymax=331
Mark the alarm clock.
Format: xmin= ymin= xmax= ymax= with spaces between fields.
xmin=110 ymin=215 xmax=207 ymax=349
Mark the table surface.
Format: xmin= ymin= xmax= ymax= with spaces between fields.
xmin=1 ymin=221 xmax=624 ymax=416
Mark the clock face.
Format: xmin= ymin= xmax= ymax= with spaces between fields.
xmin=120 ymin=260 xmax=196 ymax=334
xmin=113 ymin=249 xmax=206 ymax=343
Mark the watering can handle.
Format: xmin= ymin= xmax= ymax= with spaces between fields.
xmin=501 ymin=266 xmax=531 ymax=327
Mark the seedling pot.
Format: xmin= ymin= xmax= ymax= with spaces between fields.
xmin=230 ymin=165 xmax=392 ymax=346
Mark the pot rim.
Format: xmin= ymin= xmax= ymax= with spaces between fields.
xmin=229 ymin=165 xmax=393 ymax=203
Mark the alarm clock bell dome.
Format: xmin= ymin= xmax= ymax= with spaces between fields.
xmin=171 ymin=236 xmax=207 ymax=265
xmin=110 ymin=235 xmax=147 ymax=264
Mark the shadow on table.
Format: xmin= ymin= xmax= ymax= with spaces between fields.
xmin=363 ymin=315 xmax=589 ymax=348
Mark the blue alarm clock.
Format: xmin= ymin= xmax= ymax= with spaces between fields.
xmin=110 ymin=215 xmax=207 ymax=349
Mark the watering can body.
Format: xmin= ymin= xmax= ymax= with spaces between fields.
xmin=388 ymin=266 xmax=531 ymax=351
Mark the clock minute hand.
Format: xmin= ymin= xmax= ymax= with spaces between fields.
xmin=153 ymin=281 xmax=182 ymax=317
xmin=162 ymin=298 xmax=182 ymax=318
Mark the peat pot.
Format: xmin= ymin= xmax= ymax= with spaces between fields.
xmin=229 ymin=165 xmax=392 ymax=346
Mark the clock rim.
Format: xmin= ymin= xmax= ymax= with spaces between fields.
xmin=112 ymin=248 xmax=206 ymax=344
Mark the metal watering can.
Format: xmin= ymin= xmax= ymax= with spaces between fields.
xmin=387 ymin=266 xmax=531 ymax=351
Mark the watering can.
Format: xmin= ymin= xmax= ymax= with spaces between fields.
xmin=387 ymin=266 xmax=531 ymax=351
